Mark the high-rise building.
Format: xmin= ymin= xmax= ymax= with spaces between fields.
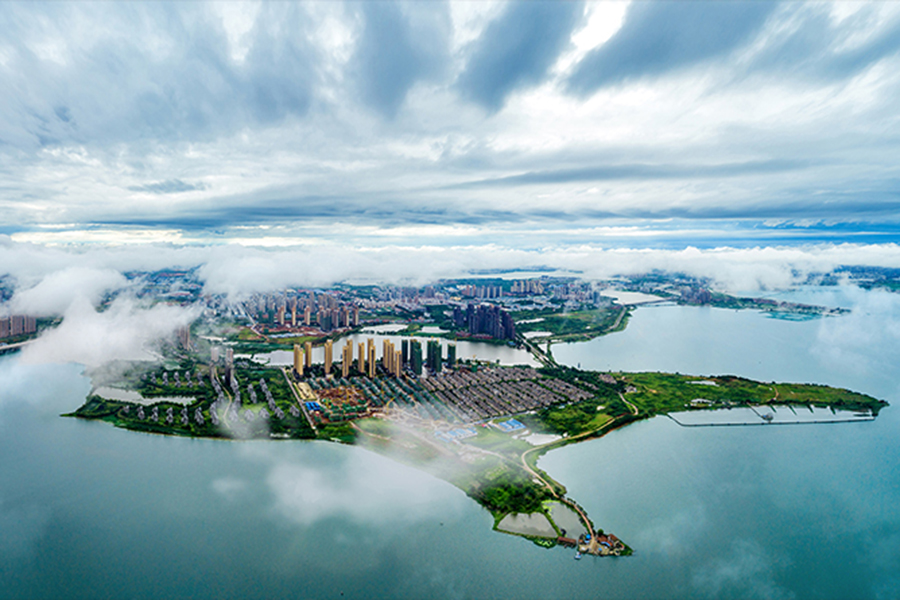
xmin=323 ymin=340 xmax=333 ymax=377
xmin=0 ymin=317 xmax=9 ymax=339
xmin=382 ymin=340 xmax=396 ymax=374
xmin=367 ymin=343 xmax=376 ymax=378
xmin=357 ymin=342 xmax=366 ymax=374
xmin=304 ymin=341 xmax=312 ymax=368
xmin=465 ymin=303 xmax=516 ymax=340
xmin=178 ymin=326 xmax=191 ymax=351
xmin=401 ymin=339 xmax=409 ymax=364
xmin=411 ymin=340 xmax=423 ymax=376
xmin=342 ymin=342 xmax=352 ymax=378
xmin=447 ymin=343 xmax=457 ymax=368
xmin=352 ymin=307 xmax=359 ymax=327
xmin=293 ymin=344 xmax=304 ymax=377
xmin=393 ymin=349 xmax=402 ymax=377
xmin=427 ymin=340 xmax=441 ymax=373
xmin=225 ymin=347 xmax=234 ymax=382
xmin=304 ymin=306 xmax=311 ymax=326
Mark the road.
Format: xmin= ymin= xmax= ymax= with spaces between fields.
xmin=609 ymin=305 xmax=628 ymax=331
xmin=619 ymin=392 xmax=639 ymax=415
xmin=281 ymin=367 xmax=317 ymax=432
xmin=0 ymin=339 xmax=34 ymax=353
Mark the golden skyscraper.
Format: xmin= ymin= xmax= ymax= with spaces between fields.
xmin=342 ymin=343 xmax=351 ymax=378
xmin=304 ymin=341 xmax=312 ymax=368
xmin=324 ymin=340 xmax=333 ymax=377
xmin=358 ymin=342 xmax=365 ymax=373
xmin=293 ymin=344 xmax=304 ymax=377
xmin=367 ymin=343 xmax=376 ymax=378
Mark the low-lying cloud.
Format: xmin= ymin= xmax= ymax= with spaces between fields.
xmin=226 ymin=444 xmax=467 ymax=527
xmin=20 ymin=295 xmax=199 ymax=367
xmin=4 ymin=240 xmax=900 ymax=304
xmin=813 ymin=286 xmax=900 ymax=376
xmin=7 ymin=266 xmax=127 ymax=317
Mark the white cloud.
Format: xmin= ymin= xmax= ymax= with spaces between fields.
xmin=20 ymin=295 xmax=199 ymax=367
xmin=5 ymin=239 xmax=900 ymax=306
xmin=8 ymin=266 xmax=127 ymax=316
xmin=237 ymin=444 xmax=467 ymax=527
xmin=813 ymin=286 xmax=900 ymax=374
xmin=0 ymin=2 xmax=898 ymax=237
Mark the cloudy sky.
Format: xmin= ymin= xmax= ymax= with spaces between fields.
xmin=2 ymin=0 xmax=899 ymax=246
xmin=2 ymin=1 xmax=900 ymax=299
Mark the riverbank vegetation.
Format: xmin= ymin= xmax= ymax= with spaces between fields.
xmin=513 ymin=307 xmax=631 ymax=343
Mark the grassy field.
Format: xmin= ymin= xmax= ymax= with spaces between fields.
xmin=616 ymin=372 xmax=886 ymax=416
xmin=464 ymin=426 xmax=532 ymax=454
xmin=509 ymin=306 xmax=635 ymax=346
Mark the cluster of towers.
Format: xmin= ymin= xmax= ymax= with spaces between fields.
xmin=452 ymin=303 xmax=516 ymax=340
xmin=177 ymin=326 xmax=191 ymax=351
xmin=459 ymin=284 xmax=503 ymax=299
xmin=292 ymin=341 xmax=314 ymax=377
xmin=208 ymin=345 xmax=235 ymax=384
xmin=509 ymin=279 xmax=545 ymax=295
xmin=246 ymin=291 xmax=359 ymax=331
xmin=0 ymin=315 xmax=36 ymax=339
xmin=292 ymin=337 xmax=457 ymax=380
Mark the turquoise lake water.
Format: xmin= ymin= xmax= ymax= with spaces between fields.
xmin=1 ymin=286 xmax=898 ymax=599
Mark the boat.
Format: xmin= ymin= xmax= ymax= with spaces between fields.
xmin=574 ymin=552 xmax=582 ymax=560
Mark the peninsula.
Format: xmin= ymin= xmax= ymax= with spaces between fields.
xmin=40 ymin=270 xmax=886 ymax=556
xmin=69 ymin=350 xmax=885 ymax=557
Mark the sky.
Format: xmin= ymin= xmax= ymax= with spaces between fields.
xmin=3 ymin=1 xmax=900 ymax=299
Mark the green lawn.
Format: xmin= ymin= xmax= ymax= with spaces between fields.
xmin=465 ymin=426 xmax=532 ymax=455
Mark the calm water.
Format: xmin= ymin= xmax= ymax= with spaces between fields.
xmin=2 ymin=286 xmax=899 ymax=599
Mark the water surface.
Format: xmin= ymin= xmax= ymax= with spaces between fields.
xmin=2 ymin=287 xmax=898 ymax=599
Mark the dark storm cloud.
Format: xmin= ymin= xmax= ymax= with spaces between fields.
xmin=349 ymin=1 xmax=450 ymax=118
xmin=457 ymin=1 xmax=584 ymax=111
xmin=567 ymin=1 xmax=779 ymax=94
